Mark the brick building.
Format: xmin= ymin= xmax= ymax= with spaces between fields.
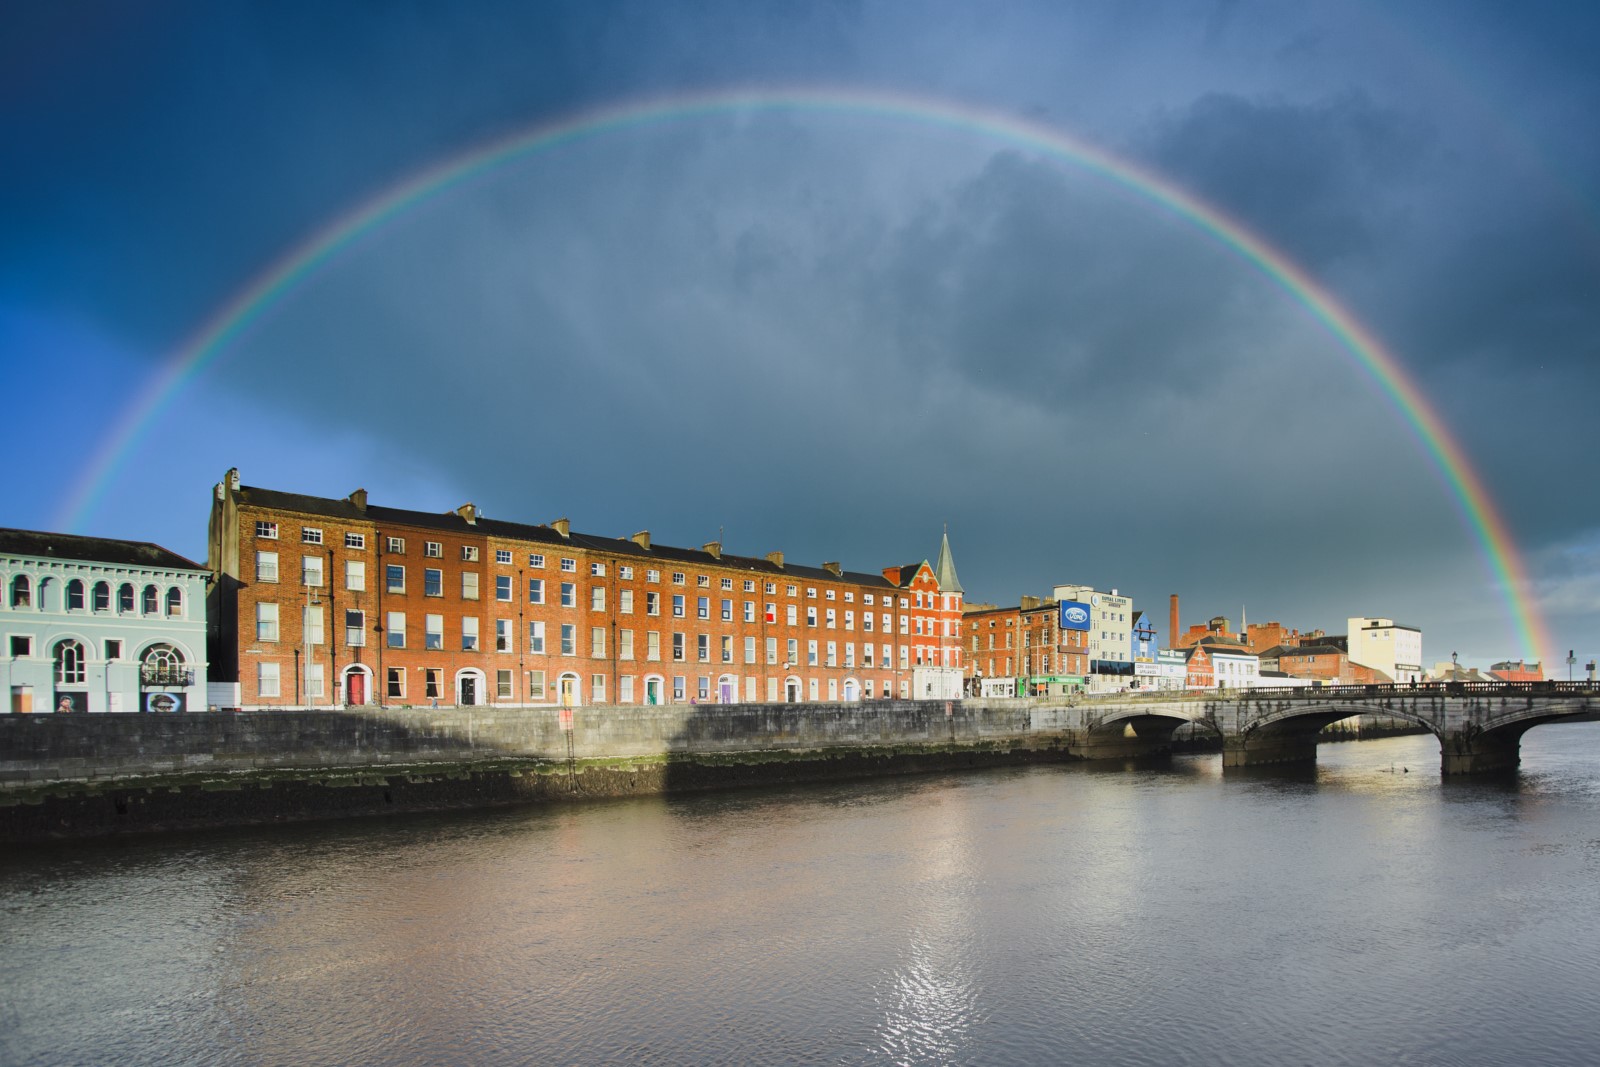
xmin=963 ymin=596 xmax=1091 ymax=695
xmin=207 ymin=470 xmax=963 ymax=708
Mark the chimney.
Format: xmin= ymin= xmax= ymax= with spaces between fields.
xmin=881 ymin=565 xmax=902 ymax=585
xmin=766 ymin=550 xmax=784 ymax=569
xmin=550 ymin=517 xmax=571 ymax=539
xmin=349 ymin=488 xmax=368 ymax=510
xmin=1169 ymin=594 xmax=1179 ymax=651
xmin=703 ymin=541 xmax=723 ymax=560
xmin=456 ymin=503 xmax=478 ymax=525
xmin=822 ymin=561 xmax=842 ymax=577
xmin=228 ymin=467 xmax=240 ymax=491
xmin=631 ymin=530 xmax=651 ymax=550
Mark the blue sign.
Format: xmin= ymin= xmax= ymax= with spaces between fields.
xmin=1059 ymin=601 xmax=1091 ymax=631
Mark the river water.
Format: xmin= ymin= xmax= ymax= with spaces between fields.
xmin=5 ymin=728 xmax=1600 ymax=1066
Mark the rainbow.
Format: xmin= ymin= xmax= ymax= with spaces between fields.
xmin=59 ymin=86 xmax=1550 ymax=661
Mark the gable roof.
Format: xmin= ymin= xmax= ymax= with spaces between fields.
xmin=933 ymin=529 xmax=963 ymax=594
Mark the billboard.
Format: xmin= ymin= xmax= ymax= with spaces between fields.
xmin=1059 ymin=601 xmax=1092 ymax=631
xmin=144 ymin=691 xmax=185 ymax=713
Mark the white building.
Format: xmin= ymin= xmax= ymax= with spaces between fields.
xmin=1 ymin=529 xmax=209 ymax=713
xmin=1053 ymin=584 xmax=1133 ymax=693
xmin=1211 ymin=648 xmax=1264 ymax=688
xmin=1347 ymin=617 xmax=1423 ymax=684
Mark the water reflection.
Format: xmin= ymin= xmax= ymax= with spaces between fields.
xmin=5 ymin=730 xmax=1600 ymax=1065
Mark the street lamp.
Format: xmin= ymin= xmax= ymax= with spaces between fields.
xmin=1568 ymin=649 xmax=1576 ymax=682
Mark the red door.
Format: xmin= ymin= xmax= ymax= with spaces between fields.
xmin=349 ymin=672 xmax=366 ymax=705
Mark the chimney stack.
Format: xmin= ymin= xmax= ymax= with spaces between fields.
xmin=631 ymin=530 xmax=650 ymax=550
xmin=550 ymin=518 xmax=571 ymax=539
xmin=703 ymin=541 xmax=723 ymax=560
xmin=456 ymin=503 xmax=478 ymax=525
xmin=349 ymin=488 xmax=368 ymax=510
xmin=822 ymin=561 xmax=842 ymax=577
xmin=1169 ymin=594 xmax=1180 ymax=650
xmin=766 ymin=550 xmax=784 ymax=568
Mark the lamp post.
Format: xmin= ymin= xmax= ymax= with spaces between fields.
xmin=1568 ymin=649 xmax=1576 ymax=682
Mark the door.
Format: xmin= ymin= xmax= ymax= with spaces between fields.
xmin=349 ymin=672 xmax=366 ymax=706
xmin=645 ymin=678 xmax=661 ymax=705
xmin=559 ymin=675 xmax=578 ymax=705
xmin=785 ymin=679 xmax=800 ymax=703
xmin=460 ymin=674 xmax=477 ymax=706
xmin=719 ymin=678 xmax=734 ymax=703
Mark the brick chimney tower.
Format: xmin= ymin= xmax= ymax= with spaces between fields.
xmin=1169 ymin=594 xmax=1180 ymax=651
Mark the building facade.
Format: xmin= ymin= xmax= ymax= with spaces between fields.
xmin=207 ymin=471 xmax=963 ymax=708
xmin=1053 ymin=584 xmax=1133 ymax=692
xmin=1 ymin=528 xmax=209 ymax=713
xmin=1346 ymin=617 xmax=1423 ymax=684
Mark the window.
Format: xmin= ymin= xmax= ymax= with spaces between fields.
xmin=461 ymin=572 xmax=480 ymax=600
xmin=560 ymin=558 xmax=576 ymax=573
xmin=591 ymin=587 xmax=605 ymax=611
xmin=826 ymin=642 xmax=837 ymax=667
xmin=619 ymin=566 xmax=634 ymax=580
xmin=94 ymin=580 xmax=113 ymax=610
xmin=118 ymin=583 xmax=134 ymax=613
xmin=497 ymin=619 xmax=513 ymax=653
xmin=721 ymin=636 xmax=733 ymax=663
xmin=743 ymin=601 xmax=756 ymax=623
xmin=560 ymin=582 xmax=576 ymax=608
xmin=143 ymin=585 xmax=159 ymax=614
xmin=826 ymin=590 xmax=836 ymax=601
xmin=590 ymin=562 xmax=606 ymax=577
xmin=495 ymin=549 xmax=512 ymax=565
xmin=808 ymin=641 xmax=818 ymax=666
xmin=807 ymin=608 xmax=817 ymax=627
xmin=496 ymin=575 xmax=512 ymax=602
xmin=591 ymin=675 xmax=607 ymax=702
xmin=66 ymin=579 xmax=85 ymax=610
xmin=672 ymin=594 xmax=685 ymax=618
xmin=620 ymin=675 xmax=635 ymax=702
xmin=825 ymin=609 xmax=835 ymax=628
xmin=345 ymin=533 xmax=365 ymax=550
xmin=497 ymin=670 xmax=513 ymax=699
xmin=787 ymin=638 xmax=798 ymax=664
xmin=646 ymin=570 xmax=660 ymax=583
xmin=561 ymin=624 xmax=576 ymax=656
xmin=528 ymin=621 xmax=545 ymax=653
xmin=673 ymin=676 xmax=686 ymax=702
xmin=425 ymin=669 xmax=442 ymax=700
xmin=346 ymin=609 xmax=366 ymax=647
xmin=720 ymin=577 xmax=733 ymax=590
xmin=345 ymin=560 xmax=366 ymax=591
xmin=461 ymin=546 xmax=479 ymax=562
xmin=256 ymin=521 xmax=278 ymax=539
xmin=9 ymin=635 xmax=29 ymax=657
xmin=721 ymin=599 xmax=733 ymax=621
xmin=386 ymin=564 xmax=405 ymax=593
xmin=591 ymin=627 xmax=605 ymax=658
xmin=424 ymin=541 xmax=442 ymax=558
xmin=646 ymin=592 xmax=660 ymax=616
xmin=529 ymin=553 xmax=545 ymax=568
xmin=424 ymin=569 xmax=442 ymax=597
xmin=54 ymin=639 xmax=85 ymax=684
xmin=386 ymin=667 xmax=404 ymax=699
xmin=527 ymin=670 xmax=546 ymax=700
xmin=619 ymin=629 xmax=634 ymax=660
xmin=302 ymin=527 xmax=323 ymax=544
xmin=387 ymin=611 xmax=406 ymax=648
xmin=672 ymin=633 xmax=685 ymax=661
xmin=744 ymin=637 xmax=756 ymax=664
xmin=257 ymin=603 xmax=279 ymax=641
xmin=387 ymin=536 xmax=405 ymax=553
xmin=696 ymin=575 xmax=710 ymax=588
xmin=787 ymin=605 xmax=798 ymax=626
xmin=766 ymin=637 xmax=777 ymax=665
xmin=697 ymin=596 xmax=709 ymax=620
xmin=306 ymin=662 xmax=325 ymax=700
xmin=303 ymin=606 xmax=324 ymax=645
xmin=672 ymin=572 xmax=686 ymax=585
xmin=647 ymin=631 xmax=661 ymax=661
xmin=845 ymin=611 xmax=854 ymax=631
xmin=697 ymin=634 xmax=710 ymax=662
xmin=257 ymin=551 xmax=279 ymax=583
xmin=425 ymin=614 xmax=443 ymax=650
xmin=698 ymin=676 xmax=711 ymax=701
xmin=744 ymin=580 xmax=756 ymax=592
xmin=620 ymin=590 xmax=634 ymax=614
xmin=807 ymin=587 xmax=817 ymax=599
xmin=528 ymin=579 xmax=544 ymax=604
xmin=462 ymin=617 xmax=479 ymax=651
xmin=302 ymin=556 xmax=324 ymax=587
xmin=865 ymin=594 xmax=875 ymax=605
xmin=259 ymin=662 xmax=281 ymax=698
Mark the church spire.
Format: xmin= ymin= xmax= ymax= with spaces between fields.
xmin=934 ymin=525 xmax=964 ymax=594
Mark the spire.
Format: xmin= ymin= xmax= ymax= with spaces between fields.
xmin=933 ymin=525 xmax=964 ymax=594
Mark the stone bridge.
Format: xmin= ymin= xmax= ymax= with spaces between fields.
xmin=1037 ymin=681 xmax=1600 ymax=774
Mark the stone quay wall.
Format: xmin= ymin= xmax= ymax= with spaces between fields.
xmin=0 ymin=700 xmax=1075 ymax=842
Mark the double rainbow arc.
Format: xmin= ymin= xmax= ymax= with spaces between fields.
xmin=59 ymin=87 xmax=1550 ymax=661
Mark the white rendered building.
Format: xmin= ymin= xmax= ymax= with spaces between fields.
xmin=1347 ymin=617 xmax=1423 ymax=684
xmin=1 ymin=529 xmax=209 ymax=713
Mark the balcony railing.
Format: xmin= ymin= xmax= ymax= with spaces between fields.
xmin=141 ymin=664 xmax=195 ymax=687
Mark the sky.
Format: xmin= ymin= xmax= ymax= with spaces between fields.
xmin=3 ymin=0 xmax=1598 ymax=669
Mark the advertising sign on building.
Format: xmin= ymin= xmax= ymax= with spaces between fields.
xmin=1059 ymin=601 xmax=1092 ymax=631
xmin=144 ymin=692 xmax=185 ymax=713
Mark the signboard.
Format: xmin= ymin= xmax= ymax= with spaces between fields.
xmin=1059 ymin=601 xmax=1092 ymax=632
xmin=144 ymin=691 xmax=186 ymax=713
xmin=1134 ymin=662 xmax=1159 ymax=676
xmin=558 ymin=707 xmax=574 ymax=732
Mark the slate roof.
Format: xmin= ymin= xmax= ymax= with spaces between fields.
xmin=933 ymin=530 xmax=963 ymax=594
xmin=0 ymin=527 xmax=204 ymax=571
xmin=236 ymin=485 xmax=903 ymax=590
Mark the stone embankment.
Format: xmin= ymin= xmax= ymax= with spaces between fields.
xmin=1 ymin=701 xmax=1084 ymax=842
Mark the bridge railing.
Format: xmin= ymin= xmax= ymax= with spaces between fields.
xmin=1232 ymin=680 xmax=1599 ymax=701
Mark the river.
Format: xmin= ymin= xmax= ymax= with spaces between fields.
xmin=5 ymin=727 xmax=1600 ymax=1066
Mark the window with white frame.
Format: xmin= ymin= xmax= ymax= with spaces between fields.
xmin=495 ymin=549 xmax=512 ymax=564
xmin=766 ymin=637 xmax=777 ymax=664
xmin=257 ymin=603 xmax=279 ymax=641
xmin=672 ymin=572 xmax=685 ymax=585
xmin=720 ymin=635 xmax=732 ymax=663
xmin=496 ymin=619 xmax=512 ymax=652
xmin=303 ymin=606 xmax=324 ymax=645
xmin=591 ymin=587 xmax=605 ymax=611
xmin=302 ymin=556 xmax=324 ymax=587
xmin=528 ymin=620 xmax=545 ymax=653
xmin=259 ymin=662 xmax=281 ymax=697
xmin=306 ymin=662 xmax=325 ymax=698
xmin=620 ymin=589 xmax=634 ymax=614
xmin=561 ymin=582 xmax=576 ymax=607
xmin=345 ymin=533 xmax=365 ymax=550
xmin=826 ymin=589 xmax=836 ymax=601
xmin=721 ymin=599 xmax=733 ymax=621
xmin=560 ymin=558 xmax=576 ymax=573
xmin=497 ymin=669 xmax=512 ymax=699
xmin=345 ymin=560 xmax=366 ymax=591
xmin=529 ymin=553 xmax=545 ymax=568
xmin=590 ymin=562 xmax=606 ymax=577
xmin=462 ymin=617 xmax=479 ymax=651
xmin=387 ymin=611 xmax=405 ymax=648
xmin=697 ymin=575 xmax=709 ymax=588
xmin=743 ymin=601 xmax=755 ymax=623
xmin=527 ymin=669 xmax=546 ymax=700
xmin=387 ymin=536 xmax=404 ymax=553
xmin=424 ymin=569 xmax=442 ymax=596
xmin=619 ymin=629 xmax=634 ymax=660
xmin=424 ymin=541 xmax=442 ymax=558
xmin=647 ymin=631 xmax=660 ymax=661
xmin=461 ymin=546 xmax=479 ymax=562
xmin=496 ymin=575 xmax=512 ymax=601
xmin=302 ymin=527 xmax=322 ymax=544
xmin=744 ymin=580 xmax=756 ymax=592
xmin=425 ymin=614 xmax=443 ymax=650
xmin=561 ymin=624 xmax=576 ymax=656
xmin=386 ymin=667 xmax=404 ymax=699
xmin=528 ymin=578 xmax=544 ymax=604
xmin=591 ymin=627 xmax=605 ymax=657
xmin=256 ymin=521 xmax=278 ymax=539
xmin=720 ymin=577 xmax=733 ymax=590
xmin=647 ymin=569 xmax=660 ymax=583
xmin=386 ymin=564 xmax=405 ymax=593
xmin=461 ymin=572 xmax=479 ymax=600
xmin=256 ymin=551 xmax=279 ymax=583
xmin=346 ymin=609 xmax=365 ymax=647
xmin=619 ymin=565 xmax=633 ymax=580
xmin=744 ymin=636 xmax=756 ymax=663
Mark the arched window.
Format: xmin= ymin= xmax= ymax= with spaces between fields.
xmin=54 ymin=640 xmax=85 ymax=685
xmin=141 ymin=643 xmax=184 ymax=686
xmin=93 ymin=582 xmax=110 ymax=611
xmin=165 ymin=587 xmax=183 ymax=617
xmin=66 ymin=579 xmax=85 ymax=610
xmin=10 ymin=575 xmax=30 ymax=608
xmin=118 ymin=584 xmax=135 ymax=613
xmin=142 ymin=643 xmax=183 ymax=670
xmin=141 ymin=585 xmax=159 ymax=615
